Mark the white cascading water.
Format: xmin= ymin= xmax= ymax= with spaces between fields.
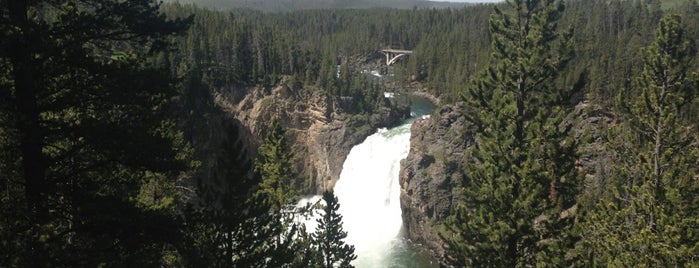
xmin=334 ymin=123 xmax=412 ymax=267
xmin=298 ymin=122 xmax=414 ymax=267
xmin=297 ymin=95 xmax=437 ymax=267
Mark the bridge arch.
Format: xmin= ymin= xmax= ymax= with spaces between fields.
xmin=379 ymin=49 xmax=413 ymax=66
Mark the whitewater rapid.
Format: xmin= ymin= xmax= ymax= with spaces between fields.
xmin=334 ymin=123 xmax=412 ymax=266
xmin=297 ymin=122 xmax=414 ymax=267
xmin=296 ymin=95 xmax=438 ymax=267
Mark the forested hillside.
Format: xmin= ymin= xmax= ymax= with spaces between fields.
xmin=160 ymin=0 xmax=698 ymax=105
xmin=1 ymin=0 xmax=698 ymax=266
xmin=162 ymin=0 xmax=473 ymax=12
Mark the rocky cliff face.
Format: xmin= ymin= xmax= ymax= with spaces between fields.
xmin=399 ymin=102 xmax=471 ymax=260
xmin=214 ymin=79 xmax=409 ymax=193
xmin=399 ymin=100 xmax=612 ymax=263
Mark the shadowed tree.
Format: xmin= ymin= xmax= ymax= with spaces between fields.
xmin=0 ymin=0 xmax=192 ymax=266
xmin=313 ymin=190 xmax=356 ymax=268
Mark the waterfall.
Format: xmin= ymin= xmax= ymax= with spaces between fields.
xmin=333 ymin=123 xmax=412 ymax=267
xmin=297 ymin=95 xmax=437 ymax=267
xmin=299 ymin=122 xmax=434 ymax=267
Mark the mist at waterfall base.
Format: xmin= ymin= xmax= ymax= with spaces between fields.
xmin=298 ymin=95 xmax=437 ymax=267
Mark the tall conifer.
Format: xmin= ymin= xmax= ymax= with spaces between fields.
xmin=312 ymin=190 xmax=356 ymax=268
xmin=580 ymin=14 xmax=699 ymax=266
xmin=248 ymin=119 xmax=320 ymax=267
xmin=256 ymin=119 xmax=298 ymax=210
xmin=443 ymin=0 xmax=579 ymax=266
xmin=0 ymin=0 xmax=192 ymax=265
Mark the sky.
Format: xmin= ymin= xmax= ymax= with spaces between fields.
xmin=430 ymin=0 xmax=504 ymax=2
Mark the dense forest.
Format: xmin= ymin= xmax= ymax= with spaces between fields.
xmin=1 ymin=0 xmax=698 ymax=267
xmin=162 ymin=0 xmax=473 ymax=12
xmin=160 ymin=0 xmax=699 ymax=105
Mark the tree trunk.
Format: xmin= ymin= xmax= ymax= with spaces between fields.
xmin=8 ymin=0 xmax=48 ymax=222
xmin=507 ymin=234 xmax=519 ymax=266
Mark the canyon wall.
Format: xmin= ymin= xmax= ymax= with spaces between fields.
xmin=399 ymin=101 xmax=612 ymax=263
xmin=399 ymin=103 xmax=471 ymax=261
xmin=213 ymin=79 xmax=409 ymax=193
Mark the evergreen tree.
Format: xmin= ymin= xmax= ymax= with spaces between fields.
xmin=178 ymin=118 xmax=267 ymax=267
xmin=181 ymin=115 xmax=314 ymax=267
xmin=0 ymin=0 xmax=192 ymax=266
xmin=256 ymin=118 xmax=299 ymax=210
xmin=251 ymin=119 xmax=309 ymax=267
xmin=579 ymin=14 xmax=699 ymax=266
xmin=312 ymin=190 xmax=356 ymax=268
xmin=443 ymin=0 xmax=579 ymax=266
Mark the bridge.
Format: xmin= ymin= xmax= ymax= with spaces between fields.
xmin=379 ymin=49 xmax=413 ymax=66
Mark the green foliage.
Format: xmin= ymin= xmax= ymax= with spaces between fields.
xmin=0 ymin=0 xmax=192 ymax=266
xmin=312 ymin=190 xmax=357 ymax=268
xmin=164 ymin=0 xmax=699 ymax=106
xmin=162 ymin=0 xmax=474 ymax=12
xmin=161 ymin=4 xmax=390 ymax=116
xmin=578 ymin=14 xmax=699 ymax=266
xmin=3 ymin=0 xmax=699 ymax=266
xmin=179 ymin=114 xmax=313 ymax=267
xmin=161 ymin=0 xmax=699 ymax=107
xmin=256 ymin=119 xmax=299 ymax=210
xmin=261 ymin=96 xmax=274 ymax=108
xmin=443 ymin=0 xmax=580 ymax=266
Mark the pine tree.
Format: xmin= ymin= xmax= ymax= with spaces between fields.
xmin=443 ymin=0 xmax=579 ymax=266
xmin=182 ymin=117 xmax=312 ymax=267
xmin=579 ymin=14 xmax=699 ymax=266
xmin=313 ymin=190 xmax=357 ymax=268
xmin=246 ymin=118 xmax=310 ymax=267
xmin=1 ymin=0 xmax=192 ymax=266
xmin=255 ymin=118 xmax=299 ymax=210
xmin=179 ymin=118 xmax=262 ymax=267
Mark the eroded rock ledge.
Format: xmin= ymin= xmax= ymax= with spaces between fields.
xmin=399 ymin=102 xmax=471 ymax=261
xmin=215 ymin=79 xmax=409 ymax=194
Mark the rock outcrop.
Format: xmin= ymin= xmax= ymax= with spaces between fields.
xmin=399 ymin=100 xmax=613 ymax=263
xmin=214 ymin=78 xmax=409 ymax=193
xmin=399 ymin=102 xmax=471 ymax=261
xmin=569 ymin=101 xmax=614 ymax=199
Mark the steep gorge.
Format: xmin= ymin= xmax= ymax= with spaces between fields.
xmin=205 ymin=78 xmax=409 ymax=194
xmin=399 ymin=103 xmax=471 ymax=260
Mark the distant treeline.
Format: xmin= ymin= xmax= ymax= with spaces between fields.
xmin=162 ymin=0 xmax=473 ymax=12
xmin=161 ymin=0 xmax=699 ymax=105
